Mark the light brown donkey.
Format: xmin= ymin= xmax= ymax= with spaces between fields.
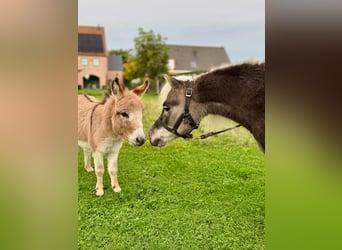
xmin=78 ymin=78 xmax=149 ymax=196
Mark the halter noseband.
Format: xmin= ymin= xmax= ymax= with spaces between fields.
xmin=161 ymin=81 xmax=199 ymax=139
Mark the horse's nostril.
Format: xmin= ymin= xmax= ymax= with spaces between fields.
xmin=151 ymin=138 xmax=160 ymax=147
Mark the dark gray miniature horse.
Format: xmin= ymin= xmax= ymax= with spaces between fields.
xmin=149 ymin=62 xmax=265 ymax=152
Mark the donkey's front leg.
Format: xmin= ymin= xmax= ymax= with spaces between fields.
xmin=107 ymin=152 xmax=121 ymax=193
xmin=93 ymin=151 xmax=105 ymax=196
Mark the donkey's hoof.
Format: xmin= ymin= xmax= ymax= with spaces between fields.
xmin=85 ymin=166 xmax=94 ymax=172
xmin=112 ymin=186 xmax=121 ymax=193
xmin=96 ymin=189 xmax=104 ymax=196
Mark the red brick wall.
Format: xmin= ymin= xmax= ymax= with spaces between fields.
xmin=78 ymin=56 xmax=108 ymax=88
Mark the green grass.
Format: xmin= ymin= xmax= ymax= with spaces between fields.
xmin=78 ymin=88 xmax=104 ymax=99
xmin=78 ymin=90 xmax=265 ymax=249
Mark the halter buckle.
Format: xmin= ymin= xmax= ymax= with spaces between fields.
xmin=185 ymin=88 xmax=193 ymax=97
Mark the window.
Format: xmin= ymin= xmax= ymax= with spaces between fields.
xmin=190 ymin=61 xmax=197 ymax=68
xmin=93 ymin=58 xmax=100 ymax=66
xmin=168 ymin=59 xmax=175 ymax=70
xmin=81 ymin=58 xmax=88 ymax=66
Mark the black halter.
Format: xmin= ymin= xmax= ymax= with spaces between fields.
xmin=161 ymin=81 xmax=199 ymax=139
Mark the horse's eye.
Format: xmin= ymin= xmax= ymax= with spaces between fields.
xmin=163 ymin=105 xmax=170 ymax=112
xmin=119 ymin=112 xmax=129 ymax=119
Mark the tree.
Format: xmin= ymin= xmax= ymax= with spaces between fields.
xmin=108 ymin=49 xmax=138 ymax=85
xmin=123 ymin=58 xmax=139 ymax=84
xmin=134 ymin=28 xmax=169 ymax=93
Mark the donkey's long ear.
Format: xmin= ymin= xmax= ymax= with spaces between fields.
xmin=132 ymin=79 xmax=149 ymax=97
xmin=164 ymin=74 xmax=183 ymax=89
xmin=111 ymin=77 xmax=125 ymax=99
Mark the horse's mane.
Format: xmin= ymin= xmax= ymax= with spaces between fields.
xmin=209 ymin=57 xmax=261 ymax=72
xmin=159 ymin=59 xmax=264 ymax=103
xmin=206 ymin=59 xmax=264 ymax=78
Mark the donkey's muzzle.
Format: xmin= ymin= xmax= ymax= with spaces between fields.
xmin=134 ymin=136 xmax=146 ymax=146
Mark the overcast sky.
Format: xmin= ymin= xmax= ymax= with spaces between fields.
xmin=78 ymin=0 xmax=264 ymax=63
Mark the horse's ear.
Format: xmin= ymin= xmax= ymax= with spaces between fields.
xmin=164 ymin=74 xmax=182 ymax=88
xmin=132 ymin=79 xmax=149 ymax=97
xmin=111 ymin=77 xmax=125 ymax=99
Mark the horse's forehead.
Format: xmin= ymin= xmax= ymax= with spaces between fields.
xmin=166 ymin=87 xmax=184 ymax=105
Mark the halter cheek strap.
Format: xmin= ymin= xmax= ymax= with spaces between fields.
xmin=161 ymin=81 xmax=198 ymax=139
xmin=160 ymin=82 xmax=242 ymax=140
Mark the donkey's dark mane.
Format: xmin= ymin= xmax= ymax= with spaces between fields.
xmin=101 ymin=85 xmax=113 ymax=104
xmin=101 ymin=79 xmax=125 ymax=104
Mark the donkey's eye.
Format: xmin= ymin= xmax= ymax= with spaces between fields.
xmin=119 ymin=112 xmax=129 ymax=119
xmin=163 ymin=105 xmax=170 ymax=112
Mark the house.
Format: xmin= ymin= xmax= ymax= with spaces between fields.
xmin=167 ymin=45 xmax=231 ymax=75
xmin=78 ymin=25 xmax=123 ymax=89
xmin=107 ymin=55 xmax=124 ymax=83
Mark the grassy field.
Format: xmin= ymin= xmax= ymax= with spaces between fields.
xmin=78 ymin=90 xmax=265 ymax=249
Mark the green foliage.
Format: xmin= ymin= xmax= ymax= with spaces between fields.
xmin=123 ymin=58 xmax=139 ymax=84
xmin=134 ymin=28 xmax=169 ymax=83
xmin=78 ymin=93 xmax=265 ymax=249
xmin=108 ymin=49 xmax=132 ymax=64
xmin=108 ymin=28 xmax=169 ymax=89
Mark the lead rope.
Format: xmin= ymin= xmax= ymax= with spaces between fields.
xmin=197 ymin=124 xmax=241 ymax=140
